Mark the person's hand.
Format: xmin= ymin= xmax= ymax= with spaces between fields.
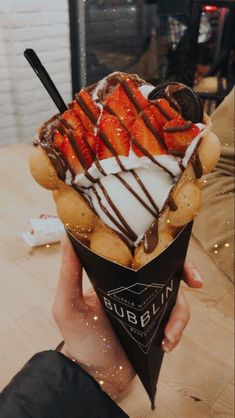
xmin=161 ymin=261 xmax=203 ymax=353
xmin=52 ymin=238 xmax=203 ymax=398
xmin=52 ymin=237 xmax=135 ymax=399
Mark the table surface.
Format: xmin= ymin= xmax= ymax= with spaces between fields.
xmin=0 ymin=143 xmax=234 ymax=418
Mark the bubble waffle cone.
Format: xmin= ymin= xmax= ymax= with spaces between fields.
xmin=30 ymin=72 xmax=220 ymax=406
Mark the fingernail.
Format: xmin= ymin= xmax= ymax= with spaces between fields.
xmin=191 ymin=268 xmax=203 ymax=283
xmin=165 ymin=320 xmax=184 ymax=344
xmin=162 ymin=338 xmax=176 ymax=353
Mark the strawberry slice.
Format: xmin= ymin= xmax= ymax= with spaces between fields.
xmin=60 ymin=136 xmax=82 ymax=174
xmin=104 ymin=97 xmax=135 ymax=130
xmin=105 ymin=84 xmax=138 ymax=117
xmin=74 ymin=90 xmax=101 ymax=133
xmin=85 ymin=132 xmax=97 ymax=154
xmin=163 ymin=119 xmax=200 ymax=153
xmin=53 ymin=130 xmax=64 ymax=148
xmin=61 ymin=109 xmax=84 ymax=133
xmin=121 ymin=76 xmax=149 ymax=111
xmin=97 ymin=112 xmax=130 ymax=160
xmin=69 ymin=131 xmax=94 ymax=169
xmin=150 ymin=98 xmax=183 ymax=127
xmin=130 ymin=116 xmax=166 ymax=158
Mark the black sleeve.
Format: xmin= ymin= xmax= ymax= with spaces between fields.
xmin=0 ymin=350 xmax=129 ymax=418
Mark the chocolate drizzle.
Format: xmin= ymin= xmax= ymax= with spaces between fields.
xmin=163 ymin=121 xmax=192 ymax=133
xmin=43 ymin=147 xmax=69 ymax=180
xmin=165 ymin=83 xmax=186 ymax=114
xmin=131 ymin=170 xmax=160 ymax=214
xmin=97 ymin=180 xmax=138 ymax=241
xmin=115 ymin=173 xmax=158 ymax=217
xmin=144 ymin=220 xmax=159 ymax=254
xmin=167 ymin=195 xmax=178 ymax=211
xmin=191 ymin=153 xmax=203 ymax=179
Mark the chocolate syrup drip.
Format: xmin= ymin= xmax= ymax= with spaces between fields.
xmin=121 ymin=79 xmax=167 ymax=150
xmin=143 ymin=219 xmax=159 ymax=254
xmin=97 ymin=180 xmax=138 ymax=241
xmin=191 ymin=153 xmax=203 ymax=179
xmin=140 ymin=111 xmax=167 ymax=150
xmin=76 ymin=94 xmax=97 ymax=125
xmin=39 ymin=114 xmax=61 ymax=146
xmin=67 ymin=131 xmax=96 ymax=184
xmin=164 ymin=121 xmax=192 ymax=133
xmin=131 ymin=170 xmax=160 ymax=214
xmin=167 ymin=194 xmax=178 ymax=211
xmin=43 ymin=147 xmax=68 ymax=180
xmin=153 ymin=101 xmax=172 ymax=121
xmin=115 ymin=173 xmax=158 ymax=217
xmin=165 ymin=83 xmax=186 ymax=114
xmin=92 ymin=187 xmax=137 ymax=241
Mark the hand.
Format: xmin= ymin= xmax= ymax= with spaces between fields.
xmin=52 ymin=237 xmax=135 ymax=400
xmin=161 ymin=261 xmax=203 ymax=353
xmin=52 ymin=238 xmax=203 ymax=398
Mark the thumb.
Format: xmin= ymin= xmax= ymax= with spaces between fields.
xmin=53 ymin=236 xmax=84 ymax=319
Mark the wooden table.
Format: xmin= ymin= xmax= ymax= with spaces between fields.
xmin=0 ymin=144 xmax=234 ymax=417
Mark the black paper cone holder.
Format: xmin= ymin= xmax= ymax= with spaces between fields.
xmin=67 ymin=222 xmax=193 ymax=408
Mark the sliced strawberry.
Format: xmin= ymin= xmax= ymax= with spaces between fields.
xmin=130 ymin=116 xmax=166 ymax=158
xmin=61 ymin=109 xmax=84 ymax=133
xmin=53 ymin=130 xmax=64 ymax=148
xmin=85 ymin=132 xmax=97 ymax=154
xmin=104 ymin=97 xmax=135 ymax=130
xmin=163 ymin=119 xmax=200 ymax=153
xmin=105 ymin=84 xmax=139 ymax=117
xmin=150 ymin=98 xmax=183 ymax=127
xmin=60 ymin=136 xmax=82 ymax=174
xmin=96 ymin=136 xmax=113 ymax=160
xmin=71 ymin=131 xmax=94 ymax=169
xmin=73 ymin=101 xmax=94 ymax=133
xmin=121 ymin=76 xmax=149 ymax=111
xmin=97 ymin=112 xmax=130 ymax=160
xmin=74 ymin=90 xmax=101 ymax=133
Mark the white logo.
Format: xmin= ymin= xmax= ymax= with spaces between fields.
xmin=99 ymin=274 xmax=177 ymax=354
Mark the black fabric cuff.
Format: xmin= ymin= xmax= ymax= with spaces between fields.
xmin=0 ymin=350 xmax=129 ymax=418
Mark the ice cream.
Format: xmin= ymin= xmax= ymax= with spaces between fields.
xmin=30 ymin=72 xmax=220 ymax=267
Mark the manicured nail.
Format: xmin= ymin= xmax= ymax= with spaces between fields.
xmin=165 ymin=320 xmax=184 ymax=344
xmin=191 ymin=268 xmax=203 ymax=283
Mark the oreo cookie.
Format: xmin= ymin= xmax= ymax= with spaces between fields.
xmin=148 ymin=82 xmax=203 ymax=124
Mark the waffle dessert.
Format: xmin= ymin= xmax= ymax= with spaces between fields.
xmin=29 ymin=72 xmax=220 ymax=268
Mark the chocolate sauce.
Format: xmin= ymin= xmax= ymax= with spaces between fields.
xmin=144 ymin=219 xmax=159 ymax=254
xmin=43 ymin=147 xmax=68 ymax=180
xmin=153 ymin=101 xmax=172 ymax=121
xmin=191 ymin=153 xmax=203 ymax=179
xmin=92 ymin=187 xmax=137 ymax=241
xmin=167 ymin=194 xmax=178 ymax=211
xmin=163 ymin=121 xmax=192 ymax=133
xmin=38 ymin=114 xmax=61 ymax=146
xmin=76 ymin=94 xmax=97 ymax=125
xmin=115 ymin=173 xmax=158 ymax=217
xmin=165 ymin=83 xmax=186 ymax=114
xmin=131 ymin=170 xmax=160 ymax=214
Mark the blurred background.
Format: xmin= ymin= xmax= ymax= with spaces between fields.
xmin=0 ymin=0 xmax=234 ymax=147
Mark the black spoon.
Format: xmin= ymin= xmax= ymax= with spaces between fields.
xmin=24 ymin=48 xmax=67 ymax=114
